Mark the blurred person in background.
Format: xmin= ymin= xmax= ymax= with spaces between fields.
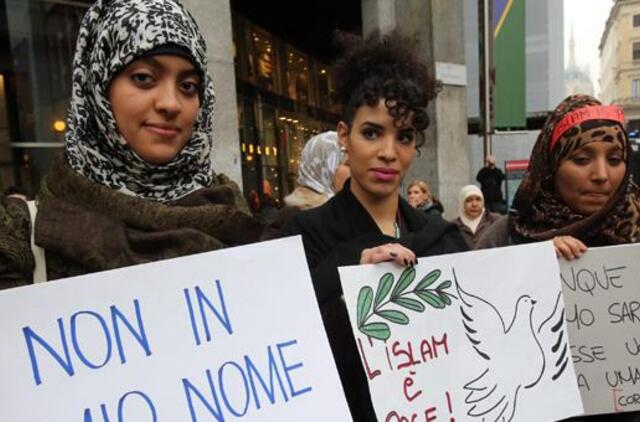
xmin=261 ymin=130 xmax=349 ymax=240
xmin=406 ymin=179 xmax=443 ymax=216
xmin=476 ymin=154 xmax=506 ymax=213
xmin=451 ymin=184 xmax=500 ymax=249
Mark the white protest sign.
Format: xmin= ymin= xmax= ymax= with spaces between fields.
xmin=339 ymin=242 xmax=583 ymax=422
xmin=560 ymin=243 xmax=640 ymax=415
xmin=0 ymin=236 xmax=352 ymax=422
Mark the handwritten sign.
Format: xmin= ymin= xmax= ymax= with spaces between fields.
xmin=560 ymin=243 xmax=640 ymax=416
xmin=339 ymin=242 xmax=583 ymax=422
xmin=0 ymin=236 xmax=351 ymax=421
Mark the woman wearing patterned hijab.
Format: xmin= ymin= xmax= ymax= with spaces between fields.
xmin=0 ymin=0 xmax=261 ymax=287
xmin=477 ymin=94 xmax=640 ymax=260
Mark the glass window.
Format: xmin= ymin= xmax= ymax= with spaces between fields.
xmin=316 ymin=63 xmax=332 ymax=111
xmin=259 ymin=105 xmax=282 ymax=206
xmin=250 ymin=27 xmax=276 ymax=92
xmin=634 ymin=14 xmax=640 ymax=27
xmin=0 ymin=74 xmax=13 ymax=188
xmin=633 ymin=79 xmax=640 ymax=98
xmin=238 ymin=96 xmax=260 ymax=211
xmin=0 ymin=0 xmax=90 ymax=193
xmin=633 ymin=42 xmax=640 ymax=61
xmin=286 ymin=47 xmax=310 ymax=104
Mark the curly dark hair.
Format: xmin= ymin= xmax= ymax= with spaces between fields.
xmin=332 ymin=30 xmax=437 ymax=147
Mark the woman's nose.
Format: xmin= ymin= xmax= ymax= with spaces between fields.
xmin=590 ymin=157 xmax=609 ymax=183
xmin=377 ymin=135 xmax=396 ymax=161
xmin=155 ymin=83 xmax=181 ymax=115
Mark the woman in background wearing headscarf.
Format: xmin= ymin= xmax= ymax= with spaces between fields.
xmin=477 ymin=94 xmax=640 ymax=266
xmin=0 ymin=0 xmax=261 ymax=288
xmin=451 ymin=185 xmax=500 ymax=249
xmin=261 ymin=131 xmax=349 ymax=240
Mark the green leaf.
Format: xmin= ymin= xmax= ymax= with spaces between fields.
xmin=374 ymin=273 xmax=394 ymax=309
xmin=416 ymin=290 xmax=446 ymax=309
xmin=391 ymin=267 xmax=416 ymax=298
xmin=439 ymin=292 xmax=452 ymax=306
xmin=393 ymin=297 xmax=426 ymax=312
xmin=360 ymin=322 xmax=391 ymax=341
xmin=415 ymin=269 xmax=441 ymax=291
xmin=376 ymin=310 xmax=410 ymax=325
xmin=357 ymin=286 xmax=374 ymax=327
xmin=437 ymin=280 xmax=452 ymax=291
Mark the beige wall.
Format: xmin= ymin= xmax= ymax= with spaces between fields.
xmin=600 ymin=0 xmax=640 ymax=121
xmin=600 ymin=14 xmax=618 ymax=102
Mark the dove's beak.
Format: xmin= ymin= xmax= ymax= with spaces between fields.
xmin=531 ymin=300 xmax=537 ymax=305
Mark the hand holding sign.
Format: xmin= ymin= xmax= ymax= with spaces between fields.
xmin=340 ymin=242 xmax=583 ymax=422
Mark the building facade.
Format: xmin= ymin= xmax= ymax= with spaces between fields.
xmin=600 ymin=0 xmax=640 ymax=131
xmin=464 ymin=0 xmax=564 ymax=190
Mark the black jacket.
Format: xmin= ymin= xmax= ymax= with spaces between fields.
xmin=282 ymin=180 xmax=468 ymax=421
xmin=476 ymin=166 xmax=505 ymax=202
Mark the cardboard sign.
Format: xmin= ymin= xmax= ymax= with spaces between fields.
xmin=339 ymin=242 xmax=583 ymax=422
xmin=0 ymin=237 xmax=351 ymax=421
xmin=560 ymin=243 xmax=640 ymax=415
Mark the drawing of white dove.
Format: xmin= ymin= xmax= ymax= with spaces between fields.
xmin=456 ymin=273 xmax=569 ymax=422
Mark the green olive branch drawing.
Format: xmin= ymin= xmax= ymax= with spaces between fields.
xmin=356 ymin=267 xmax=456 ymax=341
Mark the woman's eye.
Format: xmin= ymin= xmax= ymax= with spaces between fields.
xmin=130 ymin=73 xmax=154 ymax=86
xmin=571 ymin=156 xmax=590 ymax=165
xmin=398 ymin=133 xmax=415 ymax=144
xmin=180 ymin=80 xmax=200 ymax=96
xmin=362 ymin=128 xmax=378 ymax=140
xmin=608 ymin=156 xmax=623 ymax=166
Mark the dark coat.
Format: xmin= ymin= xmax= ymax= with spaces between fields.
xmin=282 ymin=180 xmax=468 ymax=421
xmin=476 ymin=166 xmax=505 ymax=202
xmin=452 ymin=211 xmax=502 ymax=249
xmin=0 ymin=156 xmax=263 ymax=288
xmin=416 ymin=201 xmax=444 ymax=217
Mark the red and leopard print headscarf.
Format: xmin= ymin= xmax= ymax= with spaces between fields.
xmin=509 ymin=94 xmax=640 ymax=245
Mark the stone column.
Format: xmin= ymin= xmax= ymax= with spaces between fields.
xmin=181 ymin=0 xmax=242 ymax=186
xmin=362 ymin=0 xmax=469 ymax=218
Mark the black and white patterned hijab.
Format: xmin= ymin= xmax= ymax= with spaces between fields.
xmin=65 ymin=0 xmax=215 ymax=202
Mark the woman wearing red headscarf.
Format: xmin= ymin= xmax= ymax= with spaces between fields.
xmin=477 ymin=95 xmax=640 ymax=261
xmin=478 ymin=94 xmax=640 ymax=421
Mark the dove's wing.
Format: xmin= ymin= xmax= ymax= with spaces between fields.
xmin=456 ymin=278 xmax=509 ymax=361
xmin=536 ymin=290 xmax=570 ymax=383
xmin=464 ymin=368 xmax=522 ymax=422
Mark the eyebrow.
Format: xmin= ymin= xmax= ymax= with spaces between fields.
xmin=360 ymin=121 xmax=384 ymax=130
xmin=138 ymin=57 xmax=200 ymax=79
xmin=360 ymin=121 xmax=415 ymax=133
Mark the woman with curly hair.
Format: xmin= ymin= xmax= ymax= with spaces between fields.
xmin=477 ymin=95 xmax=640 ymax=265
xmin=0 ymin=0 xmax=261 ymax=287
xmin=283 ymin=31 xmax=468 ymax=420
